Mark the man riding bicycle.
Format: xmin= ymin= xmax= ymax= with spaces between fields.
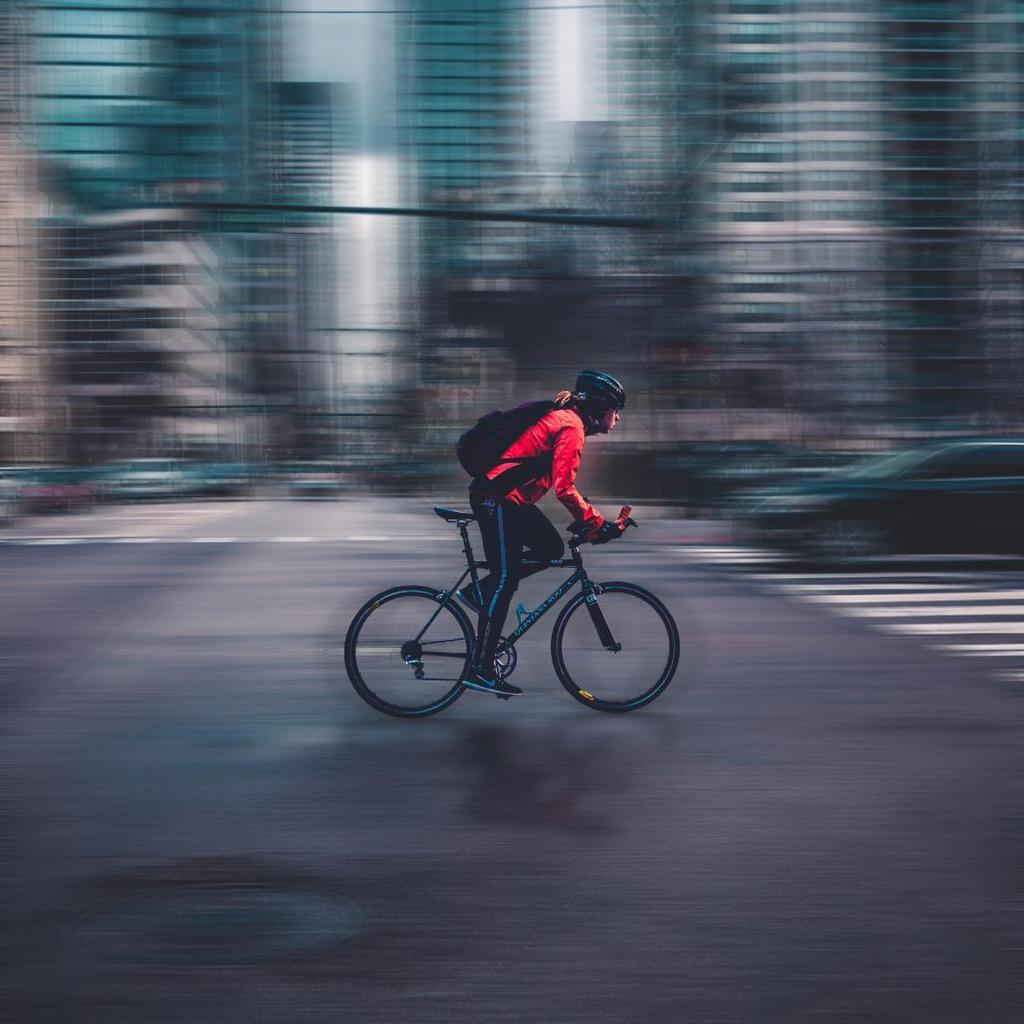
xmin=460 ymin=370 xmax=630 ymax=696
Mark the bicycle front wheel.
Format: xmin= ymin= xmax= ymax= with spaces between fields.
xmin=551 ymin=581 xmax=680 ymax=712
xmin=345 ymin=586 xmax=473 ymax=718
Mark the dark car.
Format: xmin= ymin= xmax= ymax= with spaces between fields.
xmin=188 ymin=462 xmax=257 ymax=498
xmin=737 ymin=438 xmax=1024 ymax=561
xmin=656 ymin=441 xmax=853 ymax=514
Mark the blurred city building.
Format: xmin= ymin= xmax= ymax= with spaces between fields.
xmin=0 ymin=2 xmax=49 ymax=462
xmin=37 ymin=209 xmax=247 ymax=462
xmin=3 ymin=0 xmax=1024 ymax=490
xmin=24 ymin=0 xmax=283 ymax=462
xmin=399 ymin=0 xmax=532 ymax=441
xmin=20 ymin=0 xmax=345 ymax=464
xmin=608 ymin=0 xmax=1024 ymax=446
xmin=229 ymin=80 xmax=341 ymax=459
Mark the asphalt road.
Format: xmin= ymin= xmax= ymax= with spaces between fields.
xmin=0 ymin=500 xmax=1020 ymax=1023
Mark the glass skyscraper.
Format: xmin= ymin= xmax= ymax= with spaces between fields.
xmin=29 ymin=0 xmax=274 ymax=208
xmin=22 ymin=1 xmax=340 ymax=462
xmin=608 ymin=0 xmax=1024 ymax=441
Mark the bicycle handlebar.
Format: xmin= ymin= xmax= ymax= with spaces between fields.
xmin=567 ymin=506 xmax=637 ymax=546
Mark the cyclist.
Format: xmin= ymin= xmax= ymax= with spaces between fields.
xmin=459 ymin=369 xmax=628 ymax=696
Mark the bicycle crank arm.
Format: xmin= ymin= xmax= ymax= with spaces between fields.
xmin=585 ymin=597 xmax=622 ymax=652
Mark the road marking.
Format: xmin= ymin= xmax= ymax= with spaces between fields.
xmin=271 ymin=536 xmax=314 ymax=543
xmin=847 ymin=604 xmax=1024 ymax=618
xmin=192 ymin=537 xmax=238 ymax=543
xmin=113 ymin=536 xmax=162 ymax=543
xmin=684 ymin=546 xmax=784 ymax=564
xmin=935 ymin=644 xmax=1024 ymax=656
xmin=27 ymin=537 xmax=79 ymax=545
xmin=752 ymin=571 xmax=979 ymax=581
xmin=348 ymin=535 xmax=390 ymax=542
xmin=730 ymin=559 xmax=1024 ymax=675
xmin=803 ymin=589 xmax=1024 ymax=604
xmin=777 ymin=582 xmax=974 ymax=593
xmin=884 ymin=622 xmax=1024 ymax=635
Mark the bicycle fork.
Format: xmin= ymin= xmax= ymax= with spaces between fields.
xmin=583 ymin=586 xmax=622 ymax=653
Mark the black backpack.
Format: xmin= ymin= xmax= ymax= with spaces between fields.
xmin=456 ymin=400 xmax=556 ymax=492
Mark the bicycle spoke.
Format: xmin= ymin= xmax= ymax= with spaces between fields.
xmin=552 ymin=583 xmax=679 ymax=712
xmin=345 ymin=587 xmax=473 ymax=717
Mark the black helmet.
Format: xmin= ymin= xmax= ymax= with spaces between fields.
xmin=575 ymin=370 xmax=626 ymax=410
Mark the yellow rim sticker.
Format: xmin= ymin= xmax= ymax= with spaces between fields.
xmin=579 ymin=689 xmax=594 ymax=700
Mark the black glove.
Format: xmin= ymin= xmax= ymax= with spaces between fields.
xmin=591 ymin=521 xmax=623 ymax=545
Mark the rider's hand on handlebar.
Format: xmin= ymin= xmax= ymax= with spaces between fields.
xmin=570 ymin=506 xmax=637 ymax=545
xmin=591 ymin=507 xmax=636 ymax=544
xmin=591 ymin=521 xmax=622 ymax=545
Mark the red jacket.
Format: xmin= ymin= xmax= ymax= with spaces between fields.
xmin=480 ymin=408 xmax=605 ymax=529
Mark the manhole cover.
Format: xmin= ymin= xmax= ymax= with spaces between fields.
xmin=73 ymin=883 xmax=362 ymax=967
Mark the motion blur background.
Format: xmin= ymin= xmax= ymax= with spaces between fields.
xmin=2 ymin=0 xmax=1023 ymax=499
xmin=4 ymin=8 xmax=1024 ymax=1019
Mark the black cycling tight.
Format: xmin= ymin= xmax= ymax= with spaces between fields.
xmin=468 ymin=492 xmax=564 ymax=674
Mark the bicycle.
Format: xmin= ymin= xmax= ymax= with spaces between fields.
xmin=344 ymin=505 xmax=681 ymax=718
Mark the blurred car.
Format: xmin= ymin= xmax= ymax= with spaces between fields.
xmin=0 ymin=467 xmax=32 ymax=525
xmin=186 ymin=462 xmax=256 ymax=498
xmin=285 ymin=461 xmax=345 ymax=498
xmin=656 ymin=441 xmax=853 ymax=514
xmin=14 ymin=465 xmax=101 ymax=514
xmin=736 ymin=438 xmax=1024 ymax=561
xmin=100 ymin=458 xmax=191 ymax=502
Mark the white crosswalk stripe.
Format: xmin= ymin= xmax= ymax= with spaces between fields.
xmin=936 ymin=644 xmax=1024 ymax=655
xmin=845 ymin=604 xmax=1024 ymax=618
xmin=680 ymin=542 xmax=1024 ymax=678
xmin=684 ymin=545 xmax=787 ymax=565
xmin=781 ymin=587 xmax=1023 ymax=601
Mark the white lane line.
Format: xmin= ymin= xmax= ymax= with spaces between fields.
xmin=884 ymin=622 xmax=1024 ymax=635
xmin=686 ymin=546 xmax=755 ymax=554
xmin=2 ymin=535 xmax=110 ymax=543
xmin=807 ymin=590 xmax=1024 ymax=604
xmin=751 ymin=572 xmax=978 ymax=581
xmin=192 ymin=537 xmax=238 ymax=543
xmin=776 ymin=582 xmax=973 ymax=593
xmin=684 ymin=547 xmax=784 ymax=563
xmin=271 ymin=536 xmax=314 ymax=543
xmin=994 ymin=670 xmax=1024 ymax=682
xmin=687 ymin=546 xmax=780 ymax=555
xmin=348 ymin=535 xmax=390 ymax=542
xmin=113 ymin=536 xmax=162 ymax=543
xmin=935 ymin=644 xmax=1024 ymax=656
xmin=846 ymin=605 xmax=1024 ymax=618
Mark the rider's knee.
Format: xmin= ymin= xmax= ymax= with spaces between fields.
xmin=541 ymin=537 xmax=565 ymax=561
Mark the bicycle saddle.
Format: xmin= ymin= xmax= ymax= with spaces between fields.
xmin=434 ymin=505 xmax=476 ymax=523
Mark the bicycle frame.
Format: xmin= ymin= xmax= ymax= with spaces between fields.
xmin=416 ymin=517 xmax=599 ymax=648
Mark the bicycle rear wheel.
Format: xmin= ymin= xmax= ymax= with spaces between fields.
xmin=551 ymin=581 xmax=679 ymax=712
xmin=345 ymin=586 xmax=473 ymax=718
